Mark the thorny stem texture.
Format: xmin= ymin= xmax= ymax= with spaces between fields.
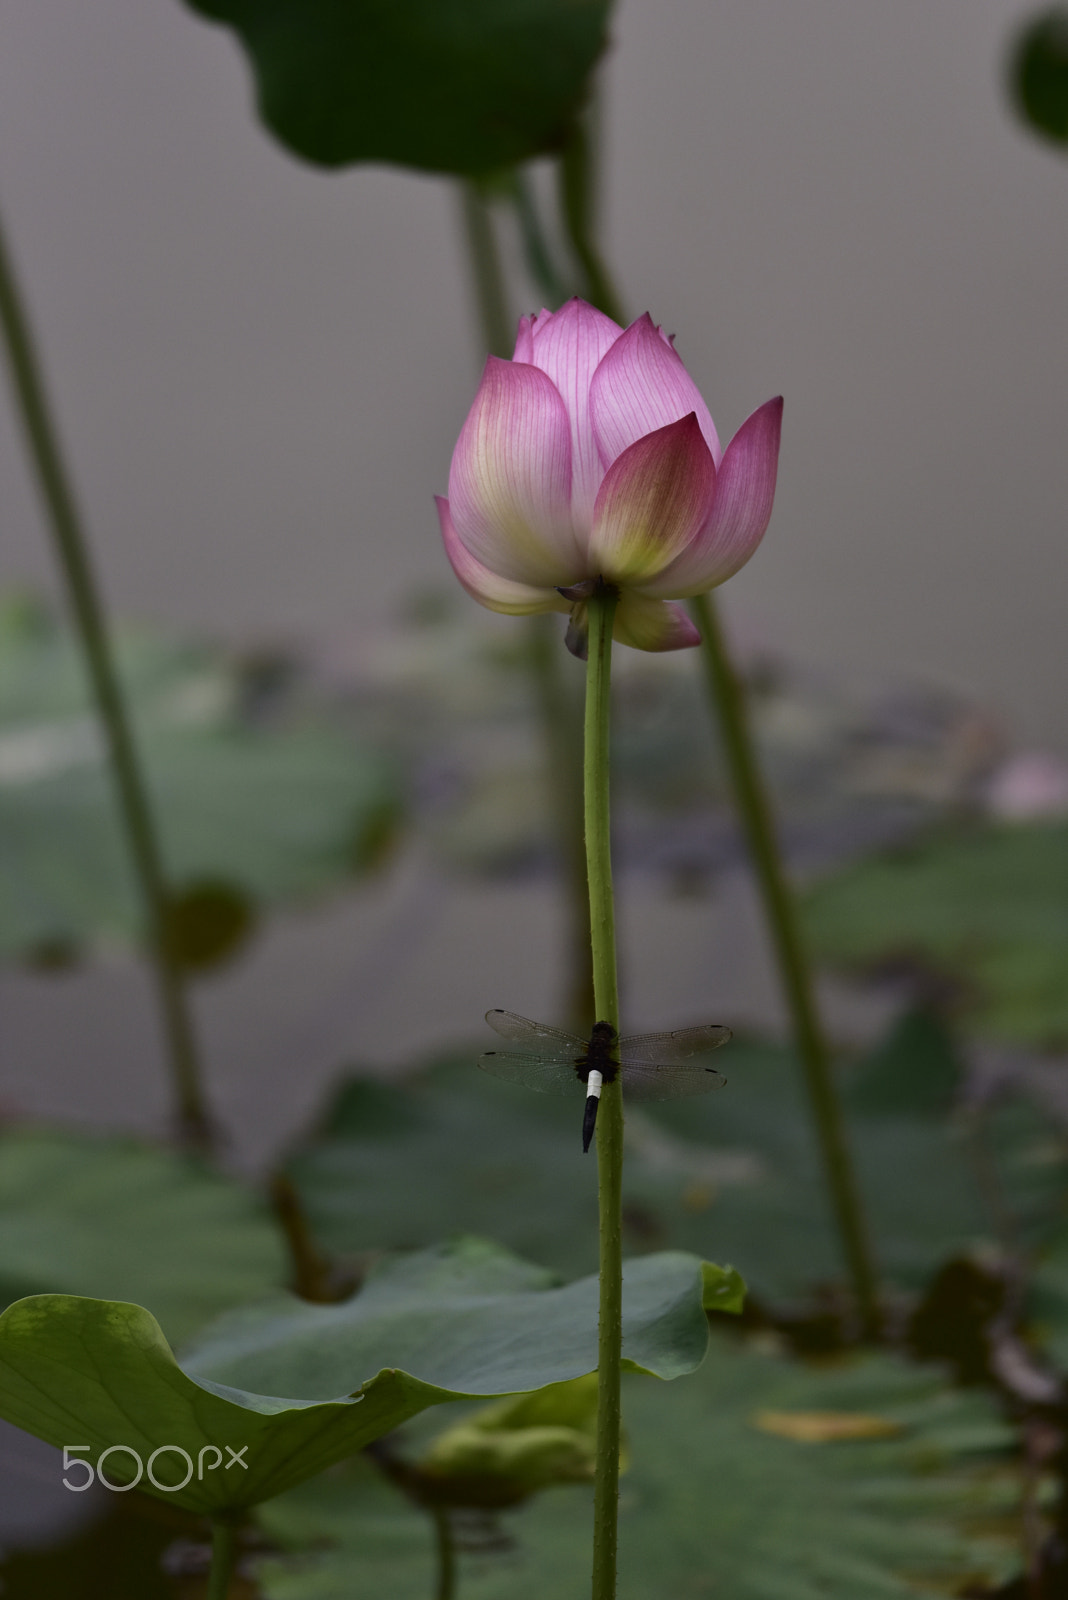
xmin=691 ymin=591 xmax=880 ymax=1334
xmin=585 ymin=589 xmax=623 ymax=1600
xmin=0 ymin=201 xmax=213 ymax=1150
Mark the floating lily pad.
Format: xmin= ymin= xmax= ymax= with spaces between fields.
xmin=802 ymin=821 xmax=1068 ymax=1047
xmin=0 ymin=1128 xmax=287 ymax=1347
xmin=255 ymin=1334 xmax=1018 ymax=1598
xmin=288 ymin=1013 xmax=1059 ymax=1305
xmin=0 ymin=599 xmax=398 ymax=963
xmin=179 ymin=0 xmax=612 ymax=175
xmin=0 ymin=1241 xmax=734 ymax=1515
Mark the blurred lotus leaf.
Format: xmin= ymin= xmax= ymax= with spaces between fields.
xmin=346 ymin=602 xmax=1000 ymax=884
xmin=0 ymin=1240 xmax=731 ymax=1515
xmin=802 ymin=821 xmax=1068 ymax=1047
xmin=0 ymin=1127 xmax=286 ymax=1347
xmin=287 ymin=1010 xmax=1062 ymax=1307
xmin=254 ymin=1336 xmax=1019 ymax=1598
xmin=179 ymin=0 xmax=613 ymax=175
xmin=1010 ymin=8 xmax=1068 ymax=145
xmin=0 ymin=597 xmax=399 ymax=965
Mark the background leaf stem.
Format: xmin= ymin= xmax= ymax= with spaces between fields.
xmin=0 ymin=201 xmax=214 ymax=1150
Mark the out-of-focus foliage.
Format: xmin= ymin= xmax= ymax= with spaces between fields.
xmin=0 ymin=1128 xmax=286 ymax=1347
xmin=345 ymin=598 xmax=1001 ymax=883
xmin=0 ymin=597 xmax=399 ymax=966
xmin=287 ymin=1009 xmax=1062 ymax=1305
xmin=178 ymin=0 xmax=612 ymax=175
xmin=1010 ymin=8 xmax=1068 ymax=145
xmin=0 ymin=1241 xmax=726 ymax=1514
xmin=803 ymin=822 xmax=1068 ymax=1047
xmin=255 ymin=1341 xmax=1018 ymax=1599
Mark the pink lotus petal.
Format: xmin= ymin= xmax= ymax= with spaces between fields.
xmin=590 ymin=314 xmax=722 ymax=472
xmin=437 ymin=498 xmax=568 ymax=616
xmin=512 ymin=315 xmax=535 ymax=364
xmin=527 ymin=298 xmax=623 ymax=530
xmin=588 ymin=414 xmax=717 ymax=586
xmin=613 ymin=592 xmax=701 ymax=652
xmin=448 ymin=356 xmax=580 ymax=586
xmin=640 ymin=398 xmax=783 ymax=597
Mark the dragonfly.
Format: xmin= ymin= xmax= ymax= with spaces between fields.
xmin=480 ymin=1011 xmax=732 ymax=1153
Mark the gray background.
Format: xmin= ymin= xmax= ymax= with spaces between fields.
xmin=2 ymin=0 xmax=1065 ymax=748
xmin=0 ymin=1 xmax=1065 ymax=1159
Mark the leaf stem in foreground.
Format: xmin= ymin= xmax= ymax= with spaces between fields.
xmin=690 ymin=590 xmax=880 ymax=1335
xmin=528 ymin=612 xmax=595 ymax=1031
xmin=585 ymin=589 xmax=622 ymax=1600
xmin=0 ymin=201 xmax=213 ymax=1150
xmin=206 ymin=1518 xmax=238 ymax=1600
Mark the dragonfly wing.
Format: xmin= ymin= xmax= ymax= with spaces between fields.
xmin=620 ymin=1060 xmax=727 ymax=1102
xmin=478 ymin=1051 xmax=581 ymax=1098
xmin=617 ymin=1025 xmax=732 ymax=1065
xmin=484 ymin=1010 xmax=585 ymax=1063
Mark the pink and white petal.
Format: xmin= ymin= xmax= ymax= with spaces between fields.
xmin=640 ymin=397 xmax=783 ymax=597
xmin=588 ymin=414 xmax=716 ymax=586
xmin=512 ymin=314 xmax=535 ymax=363
xmin=590 ymin=314 xmax=722 ymax=471
xmin=613 ymin=592 xmax=701 ymax=653
xmin=448 ymin=356 xmax=580 ymax=585
xmin=528 ymin=298 xmax=623 ymax=531
xmin=437 ymin=498 xmax=568 ymax=616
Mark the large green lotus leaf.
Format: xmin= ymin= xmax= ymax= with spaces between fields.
xmin=802 ymin=822 xmax=1068 ymax=1047
xmin=1010 ymin=8 xmax=1068 ymax=146
xmin=179 ymin=0 xmax=612 ymax=175
xmin=0 ymin=1241 xmax=732 ymax=1514
xmin=0 ymin=1128 xmax=286 ymax=1347
xmin=289 ymin=1015 xmax=1058 ymax=1304
xmin=255 ymin=1335 xmax=1018 ymax=1599
xmin=0 ymin=600 xmax=397 ymax=962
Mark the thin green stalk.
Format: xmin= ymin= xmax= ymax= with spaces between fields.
xmin=506 ymin=168 xmax=572 ymax=307
xmin=528 ymin=612 xmax=594 ymax=1031
xmin=206 ymin=1518 xmax=238 ymax=1600
xmin=457 ymin=181 xmax=512 ymax=358
xmin=0 ymin=202 xmax=213 ymax=1150
xmin=558 ymin=117 xmax=626 ymax=326
xmin=431 ymin=1506 xmax=457 ymax=1600
xmin=690 ymin=591 xmax=880 ymax=1334
xmin=585 ymin=589 xmax=622 ymax=1600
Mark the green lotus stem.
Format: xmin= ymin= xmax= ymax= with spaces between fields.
xmin=0 ymin=201 xmax=213 ymax=1151
xmin=431 ymin=1506 xmax=457 ymax=1600
xmin=585 ymin=588 xmax=623 ymax=1600
xmin=457 ymin=182 xmax=512 ymax=358
xmin=528 ymin=613 xmax=594 ymax=1030
xmin=690 ymin=591 xmax=880 ymax=1334
xmin=559 ymin=117 xmax=626 ymax=327
xmin=206 ymin=1518 xmax=238 ymax=1600
xmin=507 ymin=168 xmax=571 ymax=306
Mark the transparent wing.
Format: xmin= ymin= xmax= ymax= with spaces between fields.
xmin=617 ymin=1024 xmax=732 ymax=1064
xmin=620 ymin=1061 xmax=727 ymax=1102
xmin=484 ymin=1010 xmax=586 ymax=1064
xmin=478 ymin=1050 xmax=582 ymax=1097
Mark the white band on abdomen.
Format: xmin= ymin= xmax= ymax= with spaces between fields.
xmin=586 ymin=1069 xmax=603 ymax=1098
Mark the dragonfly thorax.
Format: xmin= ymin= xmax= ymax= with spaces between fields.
xmin=575 ymin=1020 xmax=619 ymax=1085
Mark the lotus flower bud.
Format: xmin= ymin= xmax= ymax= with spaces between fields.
xmin=437 ymin=299 xmax=782 ymax=655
